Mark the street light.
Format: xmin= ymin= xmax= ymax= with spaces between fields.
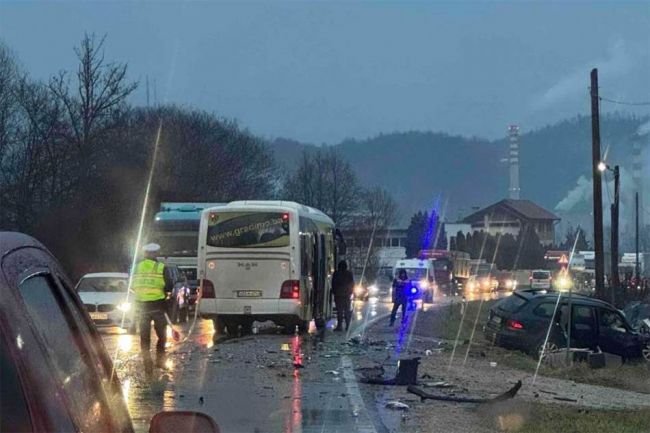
xmin=598 ymin=161 xmax=608 ymax=172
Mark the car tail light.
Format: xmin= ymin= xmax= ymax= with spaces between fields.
xmin=506 ymin=319 xmax=524 ymax=330
xmin=201 ymin=279 xmax=215 ymax=298
xmin=280 ymin=280 xmax=300 ymax=299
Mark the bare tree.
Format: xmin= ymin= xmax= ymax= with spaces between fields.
xmin=284 ymin=148 xmax=360 ymax=225
xmin=347 ymin=186 xmax=399 ymax=281
xmin=49 ymin=33 xmax=137 ymax=182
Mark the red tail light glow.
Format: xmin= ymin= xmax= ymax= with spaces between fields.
xmin=506 ymin=319 xmax=524 ymax=330
xmin=280 ymin=280 xmax=300 ymax=299
xmin=201 ymin=279 xmax=215 ymax=298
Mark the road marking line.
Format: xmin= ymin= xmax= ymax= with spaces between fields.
xmin=341 ymin=355 xmax=378 ymax=433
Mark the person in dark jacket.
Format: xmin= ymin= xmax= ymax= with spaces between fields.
xmin=331 ymin=260 xmax=354 ymax=331
xmin=390 ymin=268 xmax=409 ymax=326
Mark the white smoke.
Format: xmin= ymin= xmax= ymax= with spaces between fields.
xmin=533 ymin=38 xmax=633 ymax=110
xmin=555 ymin=168 xmax=640 ymax=223
xmin=637 ymin=120 xmax=650 ymax=136
xmin=555 ymin=175 xmax=592 ymax=212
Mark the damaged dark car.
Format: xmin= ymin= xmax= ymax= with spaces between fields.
xmin=485 ymin=291 xmax=650 ymax=362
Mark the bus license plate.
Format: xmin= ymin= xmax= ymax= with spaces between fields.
xmin=90 ymin=312 xmax=108 ymax=320
xmin=491 ymin=315 xmax=501 ymax=324
xmin=237 ymin=290 xmax=262 ymax=298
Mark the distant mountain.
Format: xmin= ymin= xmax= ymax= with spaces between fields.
xmin=270 ymin=114 xmax=649 ymax=227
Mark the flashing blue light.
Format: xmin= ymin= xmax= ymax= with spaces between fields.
xmin=410 ymin=287 xmax=418 ymax=294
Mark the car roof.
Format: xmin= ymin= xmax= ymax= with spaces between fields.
xmin=0 ymin=231 xmax=43 ymax=257
xmin=80 ymin=272 xmax=129 ymax=279
xmin=515 ymin=290 xmax=614 ymax=308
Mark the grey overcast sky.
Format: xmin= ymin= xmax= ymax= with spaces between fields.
xmin=1 ymin=1 xmax=649 ymax=143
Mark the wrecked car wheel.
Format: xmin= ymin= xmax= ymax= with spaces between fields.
xmin=642 ymin=342 xmax=650 ymax=362
xmin=534 ymin=340 xmax=560 ymax=361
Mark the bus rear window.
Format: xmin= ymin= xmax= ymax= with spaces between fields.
xmin=207 ymin=212 xmax=290 ymax=248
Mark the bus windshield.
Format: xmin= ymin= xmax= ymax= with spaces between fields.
xmin=207 ymin=212 xmax=290 ymax=248
xmin=154 ymin=233 xmax=198 ymax=256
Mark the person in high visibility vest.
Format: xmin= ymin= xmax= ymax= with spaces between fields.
xmin=132 ymin=243 xmax=173 ymax=376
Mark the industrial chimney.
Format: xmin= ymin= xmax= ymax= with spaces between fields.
xmin=633 ymin=137 xmax=644 ymax=227
xmin=508 ymin=125 xmax=521 ymax=200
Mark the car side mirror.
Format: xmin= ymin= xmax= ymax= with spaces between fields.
xmin=149 ymin=411 xmax=220 ymax=433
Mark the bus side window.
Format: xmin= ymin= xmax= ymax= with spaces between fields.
xmin=301 ymin=234 xmax=313 ymax=278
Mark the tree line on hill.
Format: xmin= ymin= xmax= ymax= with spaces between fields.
xmin=0 ymin=34 xmax=396 ymax=278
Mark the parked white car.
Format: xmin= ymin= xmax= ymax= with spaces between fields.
xmin=529 ymin=269 xmax=552 ymax=290
xmin=76 ymin=272 xmax=136 ymax=332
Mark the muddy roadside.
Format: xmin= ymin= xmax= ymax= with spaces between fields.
xmin=351 ymin=304 xmax=650 ymax=433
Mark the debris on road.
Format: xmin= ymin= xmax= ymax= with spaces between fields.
xmin=325 ymin=370 xmax=340 ymax=375
xmin=385 ymin=401 xmax=410 ymax=411
xmin=360 ymin=357 xmax=420 ymax=385
xmin=407 ymin=380 xmax=522 ymax=404
xmin=422 ymin=381 xmax=453 ymax=388
xmin=553 ymin=396 xmax=579 ymax=403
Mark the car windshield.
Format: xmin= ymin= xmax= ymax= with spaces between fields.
xmin=497 ymin=293 xmax=529 ymax=313
xmin=4 ymin=2 xmax=650 ymax=432
xmin=77 ymin=277 xmax=128 ymax=293
xmin=432 ymin=260 xmax=450 ymax=271
xmin=400 ymin=268 xmax=428 ymax=280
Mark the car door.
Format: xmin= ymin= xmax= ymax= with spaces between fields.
xmin=598 ymin=308 xmax=636 ymax=358
xmin=571 ymin=304 xmax=598 ymax=349
xmin=2 ymin=244 xmax=133 ymax=433
xmin=0 ymin=326 xmax=36 ymax=433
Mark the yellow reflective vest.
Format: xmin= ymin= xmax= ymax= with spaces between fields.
xmin=132 ymin=259 xmax=166 ymax=302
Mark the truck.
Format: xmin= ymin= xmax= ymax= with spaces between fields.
xmin=150 ymin=202 xmax=224 ymax=279
xmin=418 ymin=249 xmax=471 ymax=295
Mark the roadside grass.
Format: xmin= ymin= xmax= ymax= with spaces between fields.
xmin=491 ymin=403 xmax=650 ymax=433
xmin=412 ymin=300 xmax=650 ymax=394
xmin=412 ymin=298 xmax=496 ymax=341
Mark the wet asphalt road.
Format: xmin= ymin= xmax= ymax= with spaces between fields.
xmin=100 ymin=292 xmax=503 ymax=433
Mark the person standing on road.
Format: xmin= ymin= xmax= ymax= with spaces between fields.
xmin=332 ymin=260 xmax=354 ymax=331
xmin=390 ymin=268 xmax=409 ymax=326
xmin=131 ymin=243 xmax=173 ymax=377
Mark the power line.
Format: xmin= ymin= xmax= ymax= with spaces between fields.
xmin=599 ymin=96 xmax=650 ymax=107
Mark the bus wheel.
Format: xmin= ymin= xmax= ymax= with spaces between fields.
xmin=297 ymin=320 xmax=309 ymax=334
xmin=212 ymin=317 xmax=226 ymax=335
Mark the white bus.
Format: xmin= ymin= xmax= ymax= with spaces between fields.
xmin=150 ymin=202 xmax=223 ymax=279
xmin=197 ymin=201 xmax=337 ymax=334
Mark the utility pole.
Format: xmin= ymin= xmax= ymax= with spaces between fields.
xmin=610 ymin=165 xmax=620 ymax=304
xmin=634 ymin=192 xmax=641 ymax=284
xmin=590 ymin=68 xmax=605 ymax=297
